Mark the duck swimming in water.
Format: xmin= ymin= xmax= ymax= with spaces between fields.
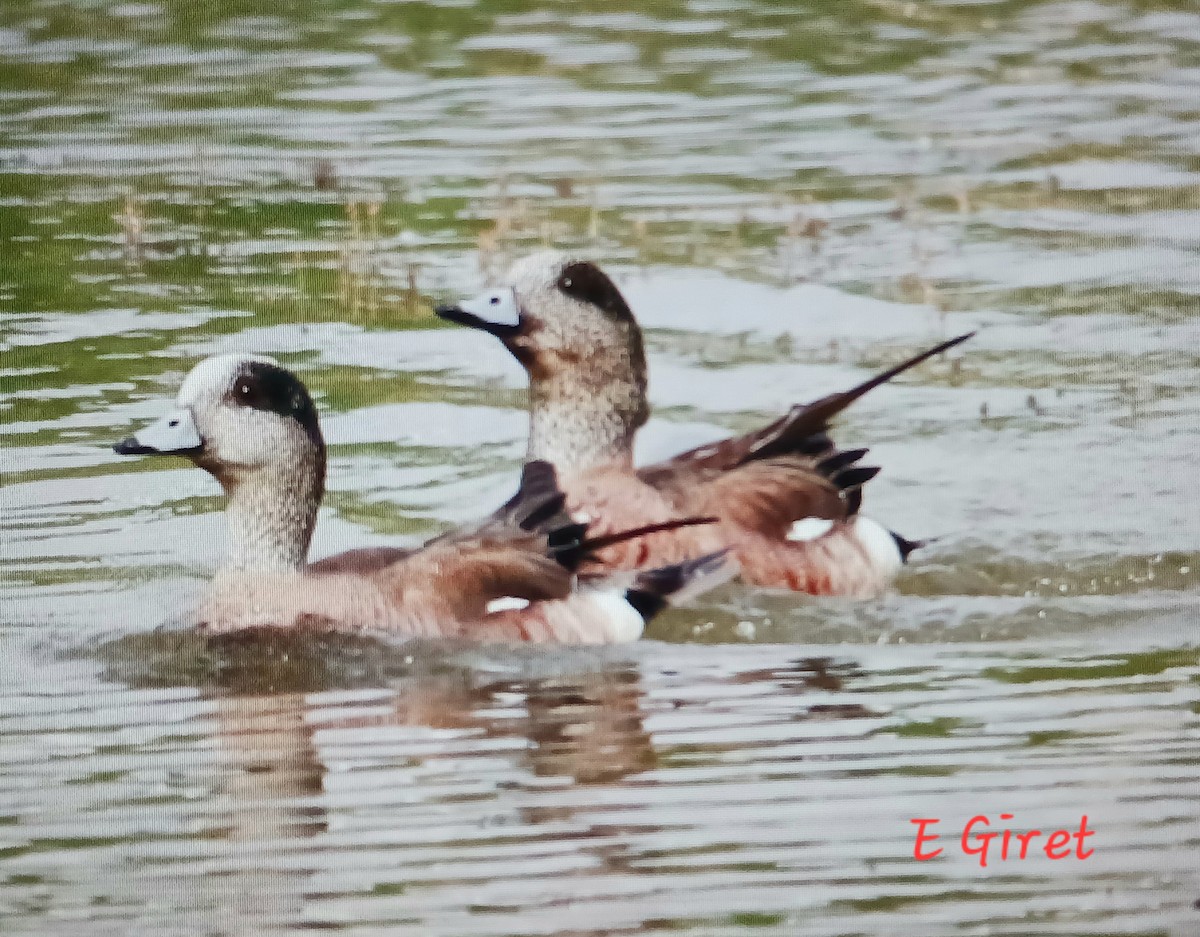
xmin=437 ymin=251 xmax=971 ymax=598
xmin=113 ymin=353 xmax=726 ymax=641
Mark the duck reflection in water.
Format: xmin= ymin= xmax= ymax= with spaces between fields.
xmin=99 ymin=631 xmax=873 ymax=932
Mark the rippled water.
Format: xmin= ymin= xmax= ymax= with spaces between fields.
xmin=1 ymin=1 xmax=1198 ymax=933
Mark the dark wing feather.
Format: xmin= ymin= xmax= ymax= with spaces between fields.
xmin=429 ymin=461 xmax=588 ymax=566
xmin=442 ymin=460 xmax=718 ymax=572
xmin=401 ymin=540 xmax=577 ymax=611
xmin=741 ymin=332 xmax=973 ymax=463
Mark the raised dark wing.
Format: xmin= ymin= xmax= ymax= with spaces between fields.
xmin=637 ymin=333 xmax=973 ymax=524
xmin=436 ymin=460 xmax=717 ymax=569
xmin=427 ymin=460 xmax=589 ymax=565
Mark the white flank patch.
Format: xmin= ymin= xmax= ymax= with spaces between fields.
xmin=853 ymin=516 xmax=903 ymax=575
xmin=485 ymin=596 xmax=530 ymax=614
xmin=571 ymin=511 xmax=593 ymax=524
xmin=588 ymin=590 xmax=645 ymax=643
xmin=786 ymin=517 xmax=835 ymax=542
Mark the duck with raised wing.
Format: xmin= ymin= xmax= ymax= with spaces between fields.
xmin=113 ymin=354 xmax=727 ymax=641
xmin=437 ymin=252 xmax=972 ymax=598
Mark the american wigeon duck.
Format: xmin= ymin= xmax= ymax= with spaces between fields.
xmin=437 ymin=252 xmax=972 ymax=598
xmin=113 ymin=354 xmax=727 ymax=641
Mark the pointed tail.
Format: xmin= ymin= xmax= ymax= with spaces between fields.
xmin=891 ymin=531 xmax=940 ymax=563
xmin=745 ymin=332 xmax=974 ymax=463
xmin=623 ymin=550 xmax=733 ymax=622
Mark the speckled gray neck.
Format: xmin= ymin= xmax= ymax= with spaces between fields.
xmin=499 ymin=251 xmax=652 ymax=474
xmin=526 ymin=366 xmax=647 ymax=473
xmin=216 ymin=456 xmax=323 ymax=574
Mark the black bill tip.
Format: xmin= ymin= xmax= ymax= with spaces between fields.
xmin=113 ymin=436 xmax=201 ymax=457
xmin=434 ymin=304 xmax=520 ymax=338
xmin=114 ymin=436 xmax=155 ymax=456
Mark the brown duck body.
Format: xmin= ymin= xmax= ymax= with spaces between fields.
xmin=437 ymin=252 xmax=972 ymax=597
xmin=199 ymin=560 xmax=656 ymax=643
xmin=114 ymin=354 xmax=726 ymax=642
xmin=200 ymin=504 xmax=709 ymax=642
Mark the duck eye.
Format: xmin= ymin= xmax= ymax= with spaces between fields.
xmin=239 ymin=383 xmax=251 ymax=396
xmin=168 ymin=419 xmax=179 ymax=427
xmin=489 ymin=295 xmax=500 ymax=305
xmin=561 ymin=276 xmax=572 ymax=288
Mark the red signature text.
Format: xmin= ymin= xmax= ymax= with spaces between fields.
xmin=910 ymin=814 xmax=1095 ymax=867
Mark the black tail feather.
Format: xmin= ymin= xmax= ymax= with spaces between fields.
xmin=818 ymin=448 xmax=869 ymax=474
xmin=833 ymin=465 xmax=881 ymax=490
xmin=891 ymin=531 xmax=926 ymax=562
xmin=550 ymin=516 xmax=719 ymax=571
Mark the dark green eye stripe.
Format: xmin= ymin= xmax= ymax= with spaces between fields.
xmin=555 ymin=261 xmax=635 ymax=323
xmin=225 ymin=361 xmax=325 ymax=454
xmin=228 ymin=363 xmax=302 ymax=416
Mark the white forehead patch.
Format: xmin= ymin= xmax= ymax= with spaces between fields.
xmin=506 ymin=249 xmax=574 ymax=293
xmin=176 ymin=353 xmax=279 ymax=407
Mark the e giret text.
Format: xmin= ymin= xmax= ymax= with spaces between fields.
xmin=910 ymin=814 xmax=1095 ymax=867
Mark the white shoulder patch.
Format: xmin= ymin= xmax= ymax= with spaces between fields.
xmin=485 ymin=596 xmax=531 ymax=614
xmin=587 ymin=590 xmax=645 ymax=643
xmin=852 ymin=516 xmax=903 ymax=575
xmin=786 ymin=517 xmax=835 ymax=542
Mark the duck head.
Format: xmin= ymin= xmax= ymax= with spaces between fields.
xmin=437 ymin=251 xmax=643 ymax=381
xmin=437 ymin=252 xmax=649 ymax=471
xmin=114 ymin=354 xmax=326 ymax=571
xmin=116 ymin=354 xmax=323 ymax=480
